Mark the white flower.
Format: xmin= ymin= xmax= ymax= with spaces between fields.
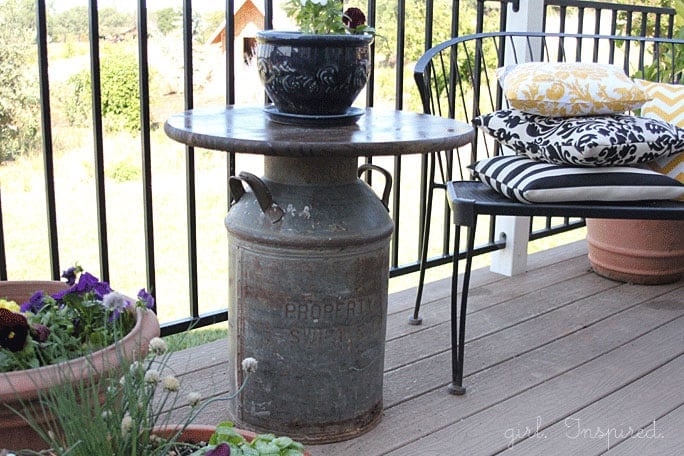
xmin=103 ymin=291 xmax=131 ymax=315
xmin=241 ymin=357 xmax=258 ymax=374
xmin=121 ymin=414 xmax=133 ymax=436
xmin=150 ymin=434 xmax=165 ymax=446
xmin=149 ymin=337 xmax=168 ymax=355
xmin=144 ymin=369 xmax=161 ymax=385
xmin=187 ymin=392 xmax=202 ymax=407
xmin=163 ymin=375 xmax=180 ymax=392
xmin=101 ymin=410 xmax=112 ymax=420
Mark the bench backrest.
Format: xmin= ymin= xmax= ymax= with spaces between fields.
xmin=414 ymin=31 xmax=684 ymax=177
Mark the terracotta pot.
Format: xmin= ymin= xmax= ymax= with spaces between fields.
xmin=156 ymin=424 xmax=259 ymax=445
xmin=155 ymin=425 xmax=311 ymax=455
xmin=0 ymin=280 xmax=160 ymax=450
xmin=586 ymin=219 xmax=684 ymax=284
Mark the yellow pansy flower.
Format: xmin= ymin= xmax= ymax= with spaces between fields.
xmin=0 ymin=299 xmax=20 ymax=313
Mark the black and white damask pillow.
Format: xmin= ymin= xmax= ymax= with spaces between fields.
xmin=469 ymin=155 xmax=684 ymax=204
xmin=473 ymin=109 xmax=684 ymax=167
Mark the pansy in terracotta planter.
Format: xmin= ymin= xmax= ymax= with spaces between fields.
xmin=0 ymin=267 xmax=160 ymax=450
xmin=8 ymin=335 xmax=307 ymax=456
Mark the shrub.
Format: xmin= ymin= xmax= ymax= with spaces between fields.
xmin=65 ymin=47 xmax=142 ymax=133
xmin=109 ymin=159 xmax=141 ymax=183
xmin=0 ymin=1 xmax=40 ymax=163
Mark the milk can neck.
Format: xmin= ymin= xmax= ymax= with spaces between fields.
xmin=264 ymin=156 xmax=359 ymax=185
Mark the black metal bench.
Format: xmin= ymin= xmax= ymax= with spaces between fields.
xmin=412 ymin=31 xmax=684 ymax=394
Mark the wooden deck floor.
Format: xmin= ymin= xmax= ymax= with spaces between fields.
xmin=167 ymin=240 xmax=684 ymax=455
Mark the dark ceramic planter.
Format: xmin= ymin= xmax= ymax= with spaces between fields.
xmin=256 ymin=31 xmax=373 ymax=116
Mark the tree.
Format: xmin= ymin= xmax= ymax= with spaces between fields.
xmin=99 ymin=7 xmax=135 ymax=40
xmin=199 ymin=10 xmax=226 ymax=42
xmin=373 ymin=0 xmax=480 ymax=66
xmin=52 ymin=6 xmax=134 ymax=42
xmin=155 ymin=7 xmax=181 ymax=36
xmin=53 ymin=6 xmax=89 ymax=42
xmin=0 ymin=0 xmax=40 ymax=162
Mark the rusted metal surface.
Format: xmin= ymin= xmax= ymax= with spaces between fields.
xmin=226 ymin=157 xmax=393 ymax=443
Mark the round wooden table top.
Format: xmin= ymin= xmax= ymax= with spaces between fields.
xmin=164 ymin=105 xmax=474 ymax=158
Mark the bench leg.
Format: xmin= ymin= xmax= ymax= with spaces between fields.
xmin=410 ymin=152 xmax=438 ymax=326
xmin=448 ymin=220 xmax=476 ymax=395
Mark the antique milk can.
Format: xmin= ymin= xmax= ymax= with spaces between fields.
xmin=225 ymin=156 xmax=393 ymax=443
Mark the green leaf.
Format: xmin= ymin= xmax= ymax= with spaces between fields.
xmin=240 ymin=447 xmax=259 ymax=456
xmin=209 ymin=421 xmax=247 ymax=446
xmin=272 ymin=437 xmax=293 ymax=448
xmin=252 ymin=441 xmax=281 ymax=455
xmin=252 ymin=433 xmax=276 ymax=443
xmin=282 ymin=450 xmax=305 ymax=456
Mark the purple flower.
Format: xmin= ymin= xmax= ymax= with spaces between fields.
xmin=20 ymin=291 xmax=46 ymax=313
xmin=205 ymin=443 xmax=231 ymax=456
xmin=31 ymin=323 xmax=51 ymax=343
xmin=0 ymin=309 xmax=29 ymax=352
xmin=137 ymin=288 xmax=155 ymax=311
xmin=343 ymin=7 xmax=366 ymax=29
xmin=61 ymin=266 xmax=79 ymax=286
xmin=52 ymin=272 xmax=113 ymax=302
xmin=50 ymin=286 xmax=71 ymax=301
xmin=74 ymin=272 xmax=112 ymax=299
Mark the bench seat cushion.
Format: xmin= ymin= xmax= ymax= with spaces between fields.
xmin=469 ymin=155 xmax=684 ymax=204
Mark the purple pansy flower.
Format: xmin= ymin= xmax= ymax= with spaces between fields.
xmin=74 ymin=272 xmax=113 ymax=299
xmin=0 ymin=309 xmax=30 ymax=352
xmin=50 ymin=286 xmax=72 ymax=301
xmin=61 ymin=266 xmax=79 ymax=286
xmin=137 ymin=288 xmax=155 ymax=311
xmin=205 ymin=443 xmax=231 ymax=456
xmin=31 ymin=323 xmax=51 ymax=343
xmin=52 ymin=271 xmax=113 ymax=301
xmin=20 ymin=291 xmax=46 ymax=313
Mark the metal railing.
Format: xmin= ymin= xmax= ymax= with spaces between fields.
xmin=0 ymin=0 xmax=675 ymax=335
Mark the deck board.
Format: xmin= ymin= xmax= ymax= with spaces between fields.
xmin=166 ymin=241 xmax=684 ymax=455
xmin=603 ymin=403 xmax=684 ymax=456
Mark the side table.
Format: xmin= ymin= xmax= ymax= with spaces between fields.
xmin=165 ymin=106 xmax=473 ymax=443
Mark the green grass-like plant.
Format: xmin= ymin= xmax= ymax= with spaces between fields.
xmin=11 ymin=339 xmax=301 ymax=455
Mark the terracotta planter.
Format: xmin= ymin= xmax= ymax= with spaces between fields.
xmin=586 ymin=219 xmax=684 ymax=284
xmin=0 ymin=280 xmax=160 ymax=450
xmin=156 ymin=424 xmax=260 ymax=446
xmin=155 ymin=425 xmax=311 ymax=455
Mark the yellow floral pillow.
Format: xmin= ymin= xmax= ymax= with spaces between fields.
xmin=497 ymin=62 xmax=650 ymax=117
xmin=636 ymin=79 xmax=684 ymax=184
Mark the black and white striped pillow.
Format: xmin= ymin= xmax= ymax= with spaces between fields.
xmin=469 ymin=155 xmax=684 ymax=204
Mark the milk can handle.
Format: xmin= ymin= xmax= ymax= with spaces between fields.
xmin=229 ymin=172 xmax=284 ymax=223
xmin=358 ymin=164 xmax=392 ymax=211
